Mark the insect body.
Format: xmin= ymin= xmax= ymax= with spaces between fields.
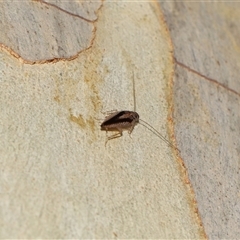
xmin=101 ymin=110 xmax=139 ymax=144
xmin=100 ymin=110 xmax=179 ymax=152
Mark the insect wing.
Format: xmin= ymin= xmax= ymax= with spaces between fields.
xmin=101 ymin=111 xmax=132 ymax=126
xmin=101 ymin=111 xmax=122 ymax=125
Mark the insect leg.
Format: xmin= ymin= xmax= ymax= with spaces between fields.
xmin=127 ymin=120 xmax=138 ymax=139
xmin=105 ymin=131 xmax=123 ymax=146
xmin=128 ymin=128 xmax=133 ymax=139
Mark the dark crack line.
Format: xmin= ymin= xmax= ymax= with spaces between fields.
xmin=175 ymin=57 xmax=240 ymax=98
xmin=38 ymin=0 xmax=101 ymax=23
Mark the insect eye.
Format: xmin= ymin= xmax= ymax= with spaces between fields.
xmin=134 ymin=114 xmax=139 ymax=121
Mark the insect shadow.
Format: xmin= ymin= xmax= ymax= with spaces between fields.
xmin=100 ymin=71 xmax=180 ymax=152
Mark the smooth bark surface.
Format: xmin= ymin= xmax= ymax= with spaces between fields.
xmin=0 ymin=0 xmax=209 ymax=238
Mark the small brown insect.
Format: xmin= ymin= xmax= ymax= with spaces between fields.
xmin=101 ymin=110 xmax=179 ymax=151
xmin=100 ymin=71 xmax=180 ymax=152
xmin=101 ymin=110 xmax=139 ymax=143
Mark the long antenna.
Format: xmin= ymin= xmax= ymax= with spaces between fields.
xmin=132 ymin=70 xmax=179 ymax=152
xmin=132 ymin=70 xmax=136 ymax=112
xmin=139 ymin=119 xmax=180 ymax=152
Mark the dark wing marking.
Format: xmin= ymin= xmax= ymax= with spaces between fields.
xmin=101 ymin=111 xmax=133 ymax=127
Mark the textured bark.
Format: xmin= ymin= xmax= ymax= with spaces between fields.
xmin=0 ymin=0 xmax=210 ymax=238
xmin=161 ymin=2 xmax=240 ymax=239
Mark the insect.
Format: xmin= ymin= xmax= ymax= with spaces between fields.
xmin=100 ymin=71 xmax=180 ymax=152
xmin=101 ymin=110 xmax=139 ymax=142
